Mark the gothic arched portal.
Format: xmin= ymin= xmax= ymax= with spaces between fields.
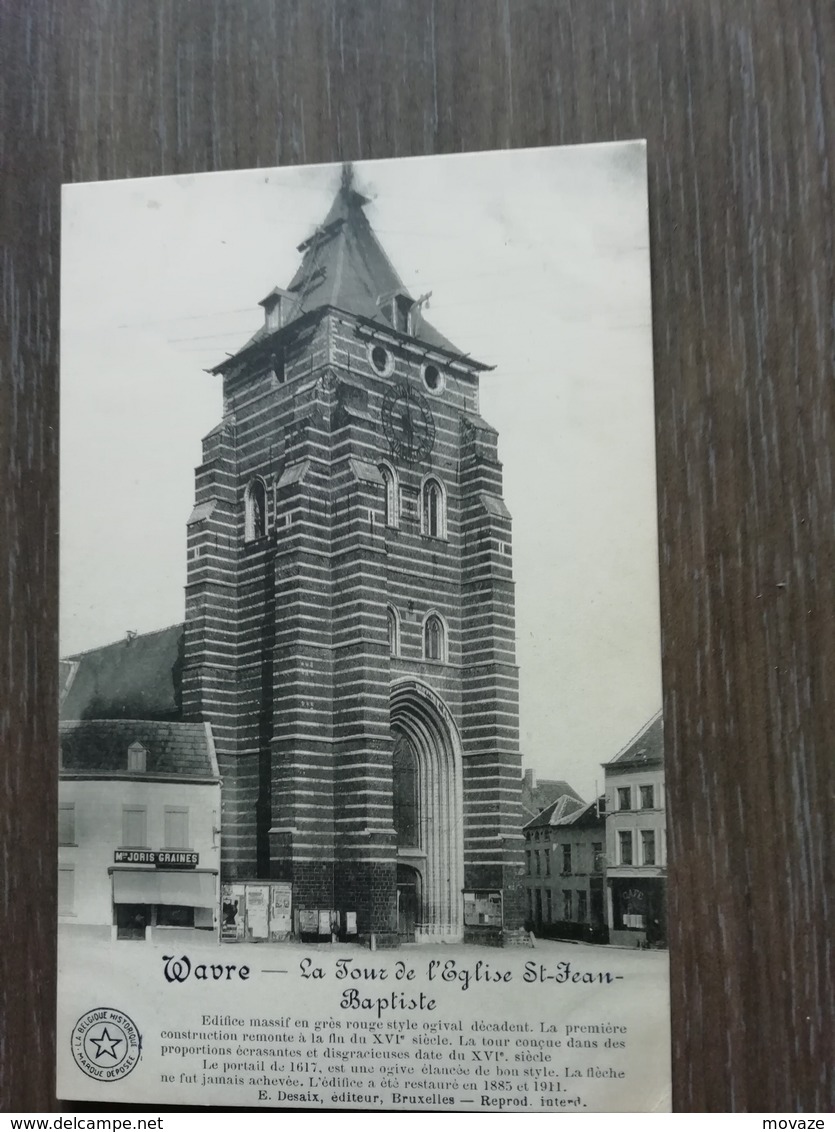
xmin=390 ymin=680 xmax=464 ymax=942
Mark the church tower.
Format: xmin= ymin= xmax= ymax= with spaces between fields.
xmin=183 ymin=167 xmax=523 ymax=944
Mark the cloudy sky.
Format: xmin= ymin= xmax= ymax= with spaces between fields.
xmin=61 ymin=144 xmax=661 ymax=799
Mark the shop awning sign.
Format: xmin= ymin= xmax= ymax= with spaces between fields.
xmin=114 ymin=850 xmax=199 ymax=868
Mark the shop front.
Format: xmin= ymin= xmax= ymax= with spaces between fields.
xmin=110 ymin=860 xmax=218 ymax=941
xmin=608 ymin=875 xmax=666 ymax=947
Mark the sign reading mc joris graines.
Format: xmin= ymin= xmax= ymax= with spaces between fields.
xmin=113 ymin=850 xmax=199 ymax=868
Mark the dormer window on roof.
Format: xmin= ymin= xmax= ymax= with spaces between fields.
xmin=127 ymin=741 xmax=148 ymax=773
xmin=383 ymin=292 xmax=415 ymax=335
xmin=258 ymin=287 xmax=295 ymax=333
xmin=210 ymin=172 xmax=489 ymax=381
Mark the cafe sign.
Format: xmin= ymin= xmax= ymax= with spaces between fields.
xmin=114 ymin=850 xmax=199 ymax=868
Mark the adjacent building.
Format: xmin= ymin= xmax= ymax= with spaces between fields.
xmin=58 ymin=719 xmax=221 ymax=942
xmin=520 ymin=768 xmax=583 ymax=823
xmin=522 ymin=793 xmax=608 ymax=941
xmin=520 ymin=712 xmax=666 ymax=949
xmin=603 ymin=713 xmax=666 ymax=946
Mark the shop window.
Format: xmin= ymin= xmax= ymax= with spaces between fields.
xmin=423 ymin=613 xmax=446 ymax=662
xmin=561 ymin=844 xmax=572 ymax=875
xmin=617 ymin=786 xmax=632 ymax=811
xmin=116 ymin=904 xmax=149 ymax=940
xmin=59 ymin=802 xmax=75 ymax=845
xmin=122 ymin=806 xmax=147 ymax=848
xmin=379 ymin=462 xmax=400 ymax=528
xmin=621 ymin=889 xmax=646 ymax=930
xmin=578 ymin=890 xmax=588 ymax=922
xmin=387 ymin=606 xmax=401 ymax=658
xmin=641 ymin=829 xmax=656 ymax=865
xmin=164 ymin=807 xmax=190 ymax=849
xmin=619 ymin=830 xmax=633 ymax=866
xmin=421 ymin=476 xmax=447 ymax=539
xmin=563 ymin=890 xmax=573 ymax=920
xmin=640 ymin=784 xmax=655 ymax=809
xmin=245 ymin=479 xmax=268 ymax=541
xmin=546 ymin=889 xmax=552 ymax=924
xmin=157 ymin=905 xmax=195 ymax=928
xmin=58 ymin=866 xmax=75 ymax=915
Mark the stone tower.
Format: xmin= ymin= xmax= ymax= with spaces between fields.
xmin=182 ymin=168 xmax=523 ymax=944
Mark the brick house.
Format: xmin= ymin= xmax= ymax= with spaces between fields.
xmin=604 ymin=712 xmax=666 ymax=946
xmin=523 ymin=793 xmax=608 ymax=942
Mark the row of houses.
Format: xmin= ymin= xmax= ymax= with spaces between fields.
xmin=521 ymin=713 xmax=666 ymax=947
xmin=58 ymin=705 xmax=664 ymax=948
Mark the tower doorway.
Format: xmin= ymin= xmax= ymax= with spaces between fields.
xmin=396 ymin=864 xmax=420 ymax=942
xmin=390 ymin=680 xmax=464 ymax=942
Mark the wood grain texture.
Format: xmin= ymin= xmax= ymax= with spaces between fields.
xmin=1 ymin=0 xmax=832 ymax=1112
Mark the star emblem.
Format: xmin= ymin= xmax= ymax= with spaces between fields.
xmin=89 ymin=1025 xmax=123 ymax=1060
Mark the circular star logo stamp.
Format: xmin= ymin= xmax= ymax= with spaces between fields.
xmin=71 ymin=1007 xmax=141 ymax=1081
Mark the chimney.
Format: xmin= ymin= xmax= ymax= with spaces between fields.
xmin=523 ymin=768 xmax=536 ymax=790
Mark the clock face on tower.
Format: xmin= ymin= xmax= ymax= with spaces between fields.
xmin=381 ymin=382 xmax=436 ymax=462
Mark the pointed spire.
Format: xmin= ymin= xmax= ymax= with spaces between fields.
xmin=307 ymin=163 xmax=371 ymax=241
xmin=211 ymin=164 xmax=472 ymax=374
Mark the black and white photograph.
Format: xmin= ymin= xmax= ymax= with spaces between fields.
xmin=58 ymin=144 xmax=668 ymax=1111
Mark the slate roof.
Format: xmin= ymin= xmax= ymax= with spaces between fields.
xmin=212 ymin=168 xmax=480 ymax=374
xmin=59 ymin=719 xmax=218 ymax=779
xmin=523 ymin=793 xmax=587 ymax=831
xmin=524 ymin=795 xmax=606 ymax=833
xmin=521 ymin=773 xmax=584 ymax=821
xmin=606 ymin=712 xmax=664 ymax=769
xmin=60 ymin=624 xmax=184 ymax=722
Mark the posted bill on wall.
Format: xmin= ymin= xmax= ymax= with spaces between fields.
xmin=58 ymin=144 xmax=669 ymax=1111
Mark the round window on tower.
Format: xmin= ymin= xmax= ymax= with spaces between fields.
xmin=422 ymin=363 xmax=444 ymax=394
xmin=369 ymin=343 xmax=394 ymax=377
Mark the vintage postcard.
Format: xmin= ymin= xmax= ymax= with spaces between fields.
xmin=58 ymin=144 xmax=668 ymax=1110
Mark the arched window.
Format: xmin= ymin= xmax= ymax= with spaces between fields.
xmin=392 ymin=733 xmax=419 ymax=848
xmin=244 ymin=479 xmax=267 ymax=541
xmin=423 ymin=482 xmax=443 ymax=538
xmin=421 ymin=475 xmax=446 ymax=539
xmin=387 ymin=605 xmax=401 ymax=657
xmin=379 ymin=462 xmax=399 ymax=528
xmin=424 ymin=481 xmax=441 ymax=536
xmin=423 ymin=613 xmax=446 ymax=662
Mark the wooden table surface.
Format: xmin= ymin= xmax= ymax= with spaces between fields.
xmin=1 ymin=0 xmax=832 ymax=1113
